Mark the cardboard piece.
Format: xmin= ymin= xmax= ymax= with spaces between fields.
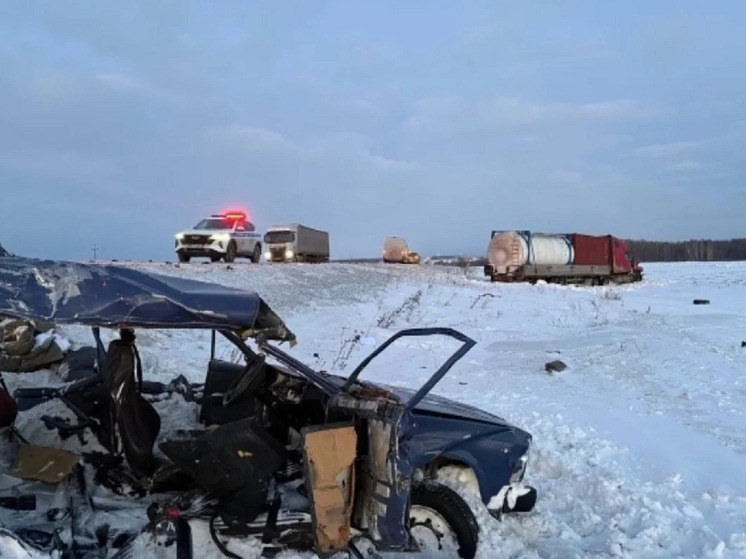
xmin=11 ymin=444 xmax=80 ymax=484
xmin=302 ymin=424 xmax=357 ymax=556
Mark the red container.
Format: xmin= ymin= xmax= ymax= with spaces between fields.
xmin=571 ymin=234 xmax=611 ymax=266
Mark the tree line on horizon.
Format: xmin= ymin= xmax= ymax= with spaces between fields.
xmin=625 ymin=238 xmax=746 ymax=262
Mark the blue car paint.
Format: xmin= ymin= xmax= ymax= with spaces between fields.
xmin=0 ymin=257 xmax=292 ymax=340
xmin=384 ymin=386 xmax=532 ymax=503
xmin=352 ymin=403 xmax=531 ymax=551
xmin=402 ymin=410 xmax=531 ymax=504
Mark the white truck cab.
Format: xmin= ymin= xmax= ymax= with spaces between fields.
xmin=263 ymin=223 xmax=330 ymax=263
xmin=174 ymin=212 xmax=262 ymax=263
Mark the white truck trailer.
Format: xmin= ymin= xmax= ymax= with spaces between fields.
xmin=383 ymin=236 xmax=420 ymax=264
xmin=263 ymin=224 xmax=330 ymax=263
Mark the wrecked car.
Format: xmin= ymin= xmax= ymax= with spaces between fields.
xmin=0 ymin=257 xmax=537 ymax=558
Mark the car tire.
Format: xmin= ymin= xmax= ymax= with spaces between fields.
xmin=177 ymin=253 xmax=190 ymax=263
xmin=409 ymin=480 xmax=479 ymax=559
xmin=225 ymin=242 xmax=237 ymax=263
xmin=251 ymin=244 xmax=261 ymax=263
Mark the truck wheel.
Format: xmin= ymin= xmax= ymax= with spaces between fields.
xmin=177 ymin=253 xmax=190 ymax=263
xmin=409 ymin=480 xmax=478 ymax=559
xmin=251 ymin=244 xmax=261 ymax=263
xmin=224 ymin=242 xmax=237 ymax=263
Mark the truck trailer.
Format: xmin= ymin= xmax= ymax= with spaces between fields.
xmin=483 ymin=230 xmax=643 ymax=285
xmin=382 ymin=236 xmax=420 ymax=264
xmin=264 ymin=224 xmax=330 ymax=263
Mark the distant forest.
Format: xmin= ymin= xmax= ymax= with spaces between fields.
xmin=625 ymin=239 xmax=746 ymax=262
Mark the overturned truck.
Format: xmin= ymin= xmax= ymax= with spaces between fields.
xmin=382 ymin=237 xmax=420 ymax=264
xmin=484 ymin=230 xmax=643 ymax=285
xmin=0 ymin=258 xmax=537 ymax=558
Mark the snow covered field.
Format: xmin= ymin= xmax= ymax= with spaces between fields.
xmin=3 ymin=260 xmax=746 ymax=558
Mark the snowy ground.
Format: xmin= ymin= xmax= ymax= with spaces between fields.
xmin=3 ymin=260 xmax=746 ymax=558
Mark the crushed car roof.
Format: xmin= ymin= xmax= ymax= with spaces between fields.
xmin=0 ymin=257 xmax=294 ymax=340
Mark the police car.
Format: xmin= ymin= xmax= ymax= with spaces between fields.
xmin=174 ymin=211 xmax=263 ymax=263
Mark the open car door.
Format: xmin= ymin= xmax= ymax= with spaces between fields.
xmin=342 ymin=327 xmax=476 ymax=413
xmin=301 ymin=423 xmax=357 ymax=556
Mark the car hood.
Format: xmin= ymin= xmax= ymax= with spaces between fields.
xmin=382 ymin=384 xmax=511 ymax=426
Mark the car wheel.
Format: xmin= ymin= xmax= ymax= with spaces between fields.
xmin=225 ymin=242 xmax=236 ymax=263
xmin=251 ymin=244 xmax=261 ymax=263
xmin=409 ymin=480 xmax=478 ymax=559
xmin=177 ymin=253 xmax=190 ymax=263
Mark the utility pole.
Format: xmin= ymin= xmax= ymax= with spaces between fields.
xmin=92 ymin=245 xmax=99 ymax=260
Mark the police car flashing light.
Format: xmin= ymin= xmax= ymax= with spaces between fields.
xmin=174 ymin=211 xmax=263 ymax=264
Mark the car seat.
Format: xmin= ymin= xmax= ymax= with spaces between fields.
xmin=99 ymin=329 xmax=160 ymax=478
xmin=160 ymin=416 xmax=287 ymax=522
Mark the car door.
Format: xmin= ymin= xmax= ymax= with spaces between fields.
xmin=233 ymin=220 xmax=248 ymax=255
xmin=244 ymin=221 xmax=259 ymax=253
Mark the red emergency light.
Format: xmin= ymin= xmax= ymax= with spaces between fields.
xmin=224 ymin=212 xmax=246 ymax=220
xmin=213 ymin=208 xmax=248 ymax=222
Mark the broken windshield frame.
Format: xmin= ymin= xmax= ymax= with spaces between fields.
xmin=342 ymin=327 xmax=477 ymax=412
xmin=87 ymin=325 xmax=475 ymax=415
xmin=221 ymin=330 xmax=342 ymax=396
xmin=221 ymin=328 xmax=476 ymax=412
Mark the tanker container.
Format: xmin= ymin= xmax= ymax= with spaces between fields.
xmin=487 ymin=230 xmax=573 ymax=273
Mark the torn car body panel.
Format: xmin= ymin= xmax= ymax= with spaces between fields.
xmin=353 ymin=417 xmax=411 ymax=551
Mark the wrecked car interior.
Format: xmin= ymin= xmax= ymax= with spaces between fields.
xmin=0 ymin=258 xmax=537 ymax=559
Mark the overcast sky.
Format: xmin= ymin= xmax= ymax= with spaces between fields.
xmin=1 ymin=1 xmax=744 ymax=261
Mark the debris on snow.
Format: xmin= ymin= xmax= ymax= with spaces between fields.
xmin=545 ymin=360 xmax=568 ymax=373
